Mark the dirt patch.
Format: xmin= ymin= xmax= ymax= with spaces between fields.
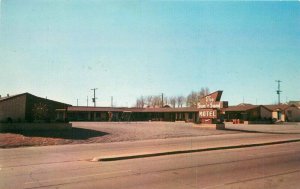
xmin=0 ymin=122 xmax=236 ymax=148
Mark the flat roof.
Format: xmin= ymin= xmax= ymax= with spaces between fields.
xmin=58 ymin=106 xmax=199 ymax=113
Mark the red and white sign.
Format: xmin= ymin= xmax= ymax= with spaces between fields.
xmin=197 ymin=91 xmax=228 ymax=109
xmin=199 ymin=109 xmax=218 ymax=118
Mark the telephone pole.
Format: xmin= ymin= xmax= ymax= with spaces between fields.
xmin=91 ymin=88 xmax=98 ymax=107
xmin=161 ymin=93 xmax=164 ymax=107
xmin=87 ymin=96 xmax=89 ymax=106
xmin=111 ymin=96 xmax=113 ymax=107
xmin=275 ymin=80 xmax=282 ymax=105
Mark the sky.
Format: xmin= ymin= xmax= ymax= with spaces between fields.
xmin=0 ymin=0 xmax=299 ymax=107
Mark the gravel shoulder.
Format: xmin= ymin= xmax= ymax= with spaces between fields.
xmin=0 ymin=122 xmax=237 ymax=148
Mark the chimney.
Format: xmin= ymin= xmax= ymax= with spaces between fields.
xmin=7 ymin=94 xmax=9 ymax=97
xmin=0 ymin=95 xmax=1 ymax=98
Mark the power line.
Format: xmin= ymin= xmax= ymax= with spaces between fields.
xmin=275 ymin=80 xmax=282 ymax=105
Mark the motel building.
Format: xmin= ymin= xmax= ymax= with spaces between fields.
xmin=56 ymin=91 xmax=228 ymax=124
xmin=56 ymin=106 xmax=200 ymax=123
xmin=56 ymin=92 xmax=300 ymax=124
xmin=1 ymin=91 xmax=299 ymax=124
xmin=221 ymin=103 xmax=300 ymax=123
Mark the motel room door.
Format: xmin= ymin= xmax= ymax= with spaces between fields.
xmin=277 ymin=111 xmax=282 ymax=121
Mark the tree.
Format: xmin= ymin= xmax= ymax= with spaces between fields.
xmin=136 ymin=87 xmax=209 ymax=108
xmin=152 ymin=95 xmax=161 ymax=107
xmin=186 ymin=91 xmax=198 ymax=107
xmin=199 ymin=87 xmax=210 ymax=98
xmin=163 ymin=96 xmax=168 ymax=107
xmin=177 ymin=95 xmax=185 ymax=107
xmin=146 ymin=96 xmax=153 ymax=107
xmin=169 ymin=96 xmax=176 ymax=108
xmin=136 ymin=96 xmax=145 ymax=108
xmin=186 ymin=88 xmax=210 ymax=107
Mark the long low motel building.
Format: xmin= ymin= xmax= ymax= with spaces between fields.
xmin=56 ymin=106 xmax=201 ymax=123
xmin=56 ymin=104 xmax=300 ymax=123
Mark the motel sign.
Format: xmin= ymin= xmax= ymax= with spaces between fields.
xmin=197 ymin=91 xmax=228 ymax=124
xmin=199 ymin=109 xmax=217 ymax=118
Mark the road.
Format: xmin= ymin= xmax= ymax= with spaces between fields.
xmin=1 ymin=130 xmax=300 ymax=188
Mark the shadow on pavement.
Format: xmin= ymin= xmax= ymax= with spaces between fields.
xmin=1 ymin=128 xmax=109 ymax=140
xmin=224 ymin=128 xmax=300 ymax=135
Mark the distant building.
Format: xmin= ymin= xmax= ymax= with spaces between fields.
xmin=0 ymin=93 xmax=70 ymax=123
xmin=222 ymin=103 xmax=300 ymax=122
xmin=289 ymin=101 xmax=300 ymax=108
xmin=264 ymin=104 xmax=300 ymax=122
xmin=222 ymin=104 xmax=271 ymax=122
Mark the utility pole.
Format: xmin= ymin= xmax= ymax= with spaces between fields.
xmin=77 ymin=99 xmax=78 ymax=106
xmin=87 ymin=96 xmax=89 ymax=106
xmin=111 ymin=96 xmax=113 ymax=107
xmin=275 ymin=80 xmax=282 ymax=105
xmin=91 ymin=88 xmax=98 ymax=107
xmin=161 ymin=93 xmax=164 ymax=107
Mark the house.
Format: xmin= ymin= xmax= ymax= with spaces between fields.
xmin=289 ymin=101 xmax=300 ymax=108
xmin=264 ymin=104 xmax=300 ymax=122
xmin=222 ymin=104 xmax=272 ymax=122
xmin=222 ymin=103 xmax=300 ymax=123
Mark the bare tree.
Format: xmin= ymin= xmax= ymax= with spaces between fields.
xmin=177 ymin=95 xmax=185 ymax=107
xmin=186 ymin=91 xmax=198 ymax=107
xmin=146 ymin=95 xmax=153 ymax=107
xmin=169 ymin=96 xmax=176 ymax=108
xmin=186 ymin=88 xmax=210 ymax=107
xmin=199 ymin=87 xmax=210 ymax=98
xmin=163 ymin=96 xmax=168 ymax=107
xmin=152 ymin=95 xmax=161 ymax=107
xmin=137 ymin=87 xmax=209 ymax=108
xmin=135 ymin=96 xmax=145 ymax=108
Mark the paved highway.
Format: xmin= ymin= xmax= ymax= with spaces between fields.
xmin=1 ymin=133 xmax=300 ymax=188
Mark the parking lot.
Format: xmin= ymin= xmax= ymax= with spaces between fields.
xmin=0 ymin=122 xmax=236 ymax=148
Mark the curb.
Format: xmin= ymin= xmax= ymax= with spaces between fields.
xmin=93 ymin=138 xmax=300 ymax=162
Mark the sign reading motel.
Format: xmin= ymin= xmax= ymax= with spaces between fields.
xmin=197 ymin=91 xmax=228 ymax=124
xmin=199 ymin=109 xmax=217 ymax=119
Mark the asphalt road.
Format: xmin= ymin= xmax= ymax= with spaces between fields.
xmin=1 ymin=132 xmax=300 ymax=189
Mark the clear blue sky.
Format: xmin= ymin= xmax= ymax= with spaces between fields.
xmin=0 ymin=1 xmax=299 ymax=106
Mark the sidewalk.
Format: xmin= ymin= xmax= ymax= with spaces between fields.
xmin=1 ymin=132 xmax=300 ymax=168
xmin=224 ymin=123 xmax=300 ymax=134
xmin=92 ymin=132 xmax=300 ymax=161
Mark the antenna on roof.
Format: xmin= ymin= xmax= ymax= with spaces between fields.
xmin=275 ymin=80 xmax=282 ymax=105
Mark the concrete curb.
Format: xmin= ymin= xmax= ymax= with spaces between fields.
xmin=93 ymin=138 xmax=300 ymax=162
